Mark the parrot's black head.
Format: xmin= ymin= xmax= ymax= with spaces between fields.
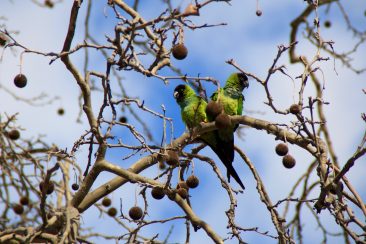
xmin=174 ymin=84 xmax=187 ymax=103
xmin=237 ymin=73 xmax=249 ymax=89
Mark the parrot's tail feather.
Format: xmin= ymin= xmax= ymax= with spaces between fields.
xmin=202 ymin=133 xmax=245 ymax=190
xmin=225 ymin=163 xmax=245 ymax=190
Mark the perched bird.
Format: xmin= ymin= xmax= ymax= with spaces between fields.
xmin=209 ymin=72 xmax=249 ymax=185
xmin=210 ymin=73 xmax=249 ymax=127
xmin=174 ymin=84 xmax=245 ymax=189
xmin=173 ymin=84 xmax=207 ymax=129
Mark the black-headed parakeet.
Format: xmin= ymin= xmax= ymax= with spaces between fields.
xmin=174 ymin=84 xmax=245 ymax=189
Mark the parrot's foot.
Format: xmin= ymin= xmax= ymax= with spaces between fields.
xmin=198 ymin=122 xmax=206 ymax=127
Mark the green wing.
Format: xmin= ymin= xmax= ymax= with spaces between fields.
xmin=182 ymin=96 xmax=207 ymax=128
xmin=237 ymin=94 xmax=244 ymax=115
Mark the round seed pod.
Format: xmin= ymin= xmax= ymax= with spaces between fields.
xmin=151 ymin=186 xmax=165 ymax=200
xmin=129 ymin=206 xmax=143 ymax=220
xmin=119 ymin=116 xmax=127 ymax=123
xmin=107 ymin=207 xmax=117 ymax=217
xmin=256 ymin=10 xmax=262 ymax=16
xmin=14 ymin=74 xmax=27 ymax=88
xmin=71 ymin=183 xmax=79 ymax=191
xmin=166 ymin=150 xmax=179 ymax=166
xmin=177 ymin=188 xmax=188 ymax=199
xmin=45 ymin=0 xmax=54 ymax=8
xmin=8 ymin=130 xmax=20 ymax=140
xmin=39 ymin=181 xmax=55 ymax=195
xmin=172 ymin=44 xmax=188 ymax=60
xmin=13 ymin=204 xmax=24 ymax=215
xmin=324 ymin=20 xmax=331 ymax=28
xmin=186 ymin=175 xmax=199 ymax=188
xmin=57 ymin=108 xmax=65 ymax=116
xmin=275 ymin=143 xmax=289 ymax=156
xmin=289 ymin=104 xmax=301 ymax=114
xmin=206 ymin=101 xmax=223 ymax=120
xmin=215 ymin=113 xmax=231 ymax=130
xmin=19 ymin=196 xmax=29 ymax=206
xmin=282 ymin=155 xmax=296 ymax=169
xmin=102 ymin=197 xmax=112 ymax=207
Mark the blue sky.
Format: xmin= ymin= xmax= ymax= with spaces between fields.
xmin=1 ymin=0 xmax=365 ymax=243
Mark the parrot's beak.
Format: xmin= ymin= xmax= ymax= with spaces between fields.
xmin=243 ymin=79 xmax=249 ymax=89
xmin=173 ymin=91 xmax=179 ymax=98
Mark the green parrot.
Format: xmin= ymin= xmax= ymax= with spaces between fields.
xmin=211 ymin=73 xmax=249 ymax=125
xmin=210 ymin=72 xmax=249 ymax=183
xmin=174 ymin=84 xmax=245 ymax=189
